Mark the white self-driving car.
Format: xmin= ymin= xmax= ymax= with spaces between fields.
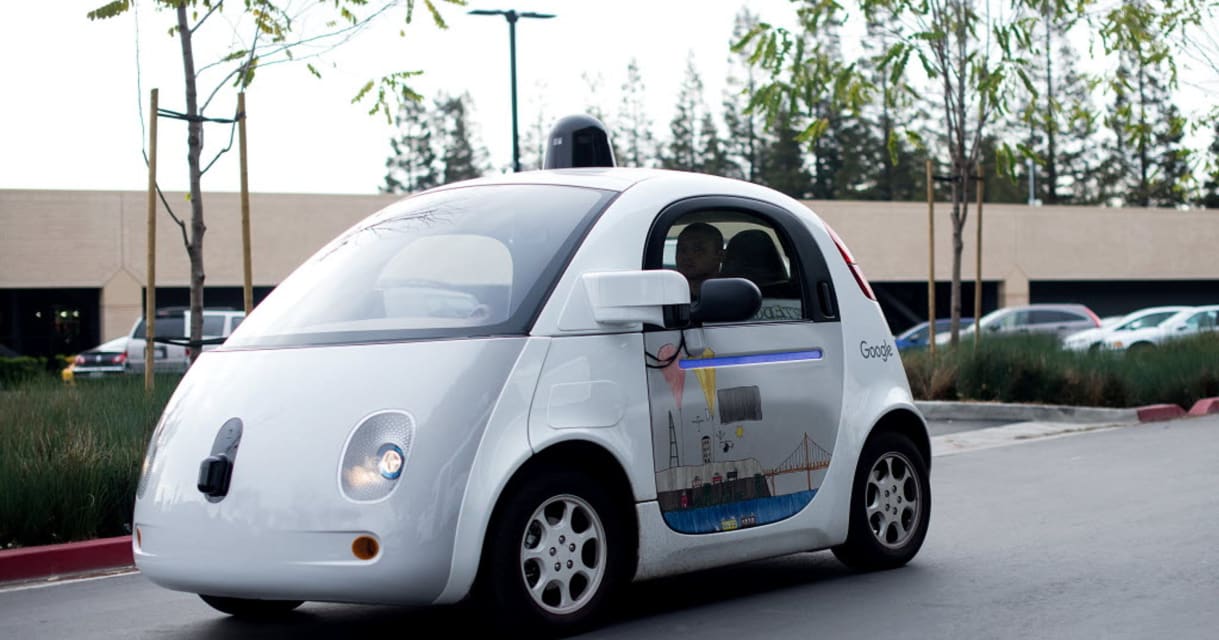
xmin=133 ymin=117 xmax=930 ymax=634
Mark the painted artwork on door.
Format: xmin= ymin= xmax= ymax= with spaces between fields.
xmin=648 ymin=339 xmax=832 ymax=534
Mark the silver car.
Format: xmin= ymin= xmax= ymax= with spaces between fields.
xmin=938 ymin=303 xmax=1101 ymax=344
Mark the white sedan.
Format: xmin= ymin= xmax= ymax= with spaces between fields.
xmin=1102 ymin=305 xmax=1219 ymax=351
xmin=1063 ymin=306 xmax=1191 ymax=351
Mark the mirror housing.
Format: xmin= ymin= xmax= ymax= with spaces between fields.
xmin=560 ymin=270 xmax=689 ymax=330
xmin=691 ymin=278 xmax=762 ymax=324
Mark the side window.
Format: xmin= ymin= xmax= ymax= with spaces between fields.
xmin=992 ymin=311 xmax=1019 ymax=329
xmin=1031 ymin=310 xmax=1079 ymax=324
xmin=1186 ymin=311 xmax=1217 ymax=330
xmin=135 ymin=316 xmax=186 ymax=338
xmin=663 ymin=211 xmax=804 ymax=323
xmin=202 ymin=315 xmax=226 ymax=336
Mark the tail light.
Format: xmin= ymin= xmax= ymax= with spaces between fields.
xmin=823 ymin=222 xmax=876 ymax=301
xmin=112 ymin=352 xmax=127 ymax=365
xmin=74 ymin=355 xmax=85 ymax=365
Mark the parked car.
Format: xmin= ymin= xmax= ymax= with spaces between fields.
xmin=124 ymin=307 xmax=245 ymax=374
xmin=895 ymin=317 xmax=974 ymax=350
xmin=1101 ymin=304 xmax=1219 ymax=351
xmin=132 ymin=116 xmax=931 ymax=635
xmin=1063 ymin=306 xmax=1192 ymax=351
xmin=936 ymin=303 xmax=1101 ymax=345
xmin=61 ymin=336 xmax=129 ymax=382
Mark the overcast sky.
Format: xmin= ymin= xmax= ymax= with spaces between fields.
xmin=2 ymin=2 xmax=1214 ymax=196
xmin=1 ymin=1 xmax=799 ymax=195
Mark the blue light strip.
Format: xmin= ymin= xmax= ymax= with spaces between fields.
xmin=678 ymin=349 xmax=823 ymax=370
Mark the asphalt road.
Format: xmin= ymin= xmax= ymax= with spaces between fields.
xmin=3 ymin=415 xmax=1217 ymax=639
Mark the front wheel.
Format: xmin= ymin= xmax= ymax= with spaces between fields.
xmin=199 ymin=595 xmax=303 ymax=618
xmin=481 ymin=469 xmax=628 ymax=634
xmin=832 ymin=431 xmax=931 ymax=570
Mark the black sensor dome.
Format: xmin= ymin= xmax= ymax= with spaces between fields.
xmin=543 ymin=114 xmax=616 ymax=170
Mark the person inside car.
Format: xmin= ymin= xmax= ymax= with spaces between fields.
xmin=675 ymin=222 xmax=725 ymax=300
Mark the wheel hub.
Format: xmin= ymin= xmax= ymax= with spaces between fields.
xmin=865 ymin=451 xmax=921 ymax=549
xmin=519 ymin=494 xmax=607 ymax=615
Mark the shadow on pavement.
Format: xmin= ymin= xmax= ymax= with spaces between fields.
xmin=152 ymin=551 xmax=859 ymax=639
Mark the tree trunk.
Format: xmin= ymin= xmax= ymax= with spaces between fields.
xmin=949 ymin=0 xmax=969 ymax=346
xmin=1136 ymin=62 xmax=1150 ymax=207
xmin=177 ymin=4 xmax=206 ymax=364
xmin=1043 ymin=17 xmax=1059 ymax=204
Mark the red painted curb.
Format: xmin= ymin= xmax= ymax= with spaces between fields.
xmin=1136 ymin=404 xmax=1187 ymax=423
xmin=0 ymin=536 xmax=133 ymax=584
xmin=1188 ymin=397 xmax=1219 ymax=417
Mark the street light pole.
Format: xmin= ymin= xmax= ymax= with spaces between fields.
xmin=507 ymin=11 xmax=519 ymax=173
xmin=469 ymin=8 xmax=555 ymax=173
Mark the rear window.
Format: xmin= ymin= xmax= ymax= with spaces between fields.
xmin=202 ymin=315 xmax=226 ymax=336
xmin=133 ymin=316 xmax=185 ymax=339
xmin=1030 ymin=310 xmax=1083 ymax=324
xmin=225 ymin=184 xmax=616 ymax=348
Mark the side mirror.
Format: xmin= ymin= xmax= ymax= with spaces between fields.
xmin=558 ymin=270 xmax=690 ymax=331
xmin=692 ymin=278 xmax=762 ymax=324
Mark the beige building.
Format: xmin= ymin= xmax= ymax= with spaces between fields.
xmin=2 ymin=188 xmax=1217 ymax=357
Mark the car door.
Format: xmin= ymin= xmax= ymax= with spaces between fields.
xmin=1031 ymin=309 xmax=1087 ymax=339
xmin=1176 ymin=308 xmax=1219 ymax=340
xmin=641 ymin=196 xmax=844 ymax=535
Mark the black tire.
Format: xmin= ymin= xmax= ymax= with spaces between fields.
xmin=480 ymin=468 xmax=629 ymax=635
xmin=1126 ymin=342 xmax=1154 ymax=354
xmin=198 ymin=594 xmax=303 ymax=618
xmin=831 ymin=431 xmax=931 ymax=571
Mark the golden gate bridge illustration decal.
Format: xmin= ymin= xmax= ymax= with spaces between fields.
xmin=764 ymin=433 xmax=831 ymax=493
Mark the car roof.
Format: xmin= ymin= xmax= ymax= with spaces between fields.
xmin=87 ymin=336 xmax=128 ymax=352
xmin=427 ymin=167 xmax=664 ymax=193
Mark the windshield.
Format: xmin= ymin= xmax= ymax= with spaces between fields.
xmin=1115 ymin=311 xmax=1179 ymax=331
xmin=226 ymin=184 xmax=616 ymax=348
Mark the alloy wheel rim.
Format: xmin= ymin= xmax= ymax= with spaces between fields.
xmin=519 ymin=493 xmax=607 ymax=615
xmin=864 ymin=451 xmax=922 ymax=549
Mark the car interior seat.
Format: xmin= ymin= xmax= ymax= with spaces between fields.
xmin=722 ymin=229 xmax=797 ymax=298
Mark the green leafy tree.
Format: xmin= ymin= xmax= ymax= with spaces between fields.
xmin=87 ymin=0 xmax=458 ymax=361
xmin=382 ymin=97 xmax=440 ymax=194
xmin=739 ymin=0 xmax=1213 ymax=344
xmin=616 ymin=58 xmax=657 ymax=168
xmin=1202 ymin=122 xmax=1219 ymax=209
xmin=699 ymin=113 xmax=737 ymax=178
xmin=579 ymin=71 xmax=623 ymax=163
xmin=723 ymin=8 xmax=768 ymax=182
xmin=1015 ymin=11 xmax=1100 ymax=204
xmin=1105 ymin=48 xmax=1190 ymax=207
xmin=437 ymin=93 xmax=489 ymax=184
xmin=859 ymin=10 xmax=927 ymax=201
xmin=661 ymin=53 xmax=708 ymax=171
xmin=758 ymin=108 xmax=813 ymax=199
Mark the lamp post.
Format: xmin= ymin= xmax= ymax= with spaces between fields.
xmin=469 ymin=8 xmax=555 ymax=172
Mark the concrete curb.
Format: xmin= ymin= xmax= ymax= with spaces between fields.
xmin=1188 ymin=398 xmax=1219 ymax=416
xmin=0 ymin=535 xmax=133 ymax=585
xmin=1136 ymin=403 xmax=1187 ymax=422
xmin=915 ymin=400 xmax=1139 ymax=424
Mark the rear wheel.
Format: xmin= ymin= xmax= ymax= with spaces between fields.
xmin=199 ymin=595 xmax=303 ymax=618
xmin=1126 ymin=342 xmax=1155 ymax=354
xmin=832 ymin=431 xmax=930 ymax=570
xmin=481 ymin=469 xmax=628 ymax=634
